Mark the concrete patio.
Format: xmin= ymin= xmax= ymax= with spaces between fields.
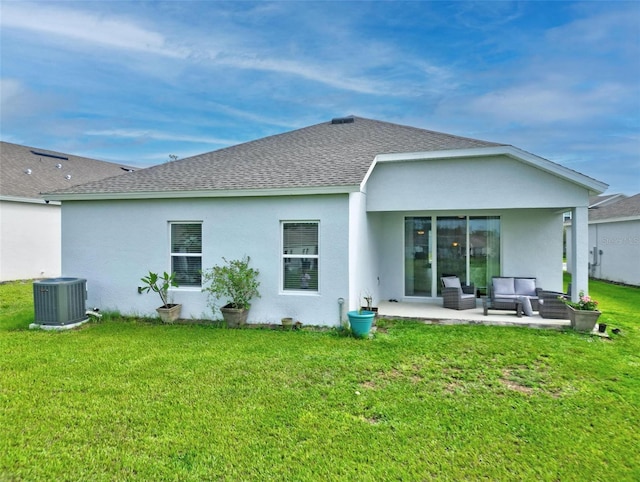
xmin=377 ymin=299 xmax=571 ymax=330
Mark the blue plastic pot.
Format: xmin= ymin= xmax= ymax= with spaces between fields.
xmin=347 ymin=310 xmax=375 ymax=338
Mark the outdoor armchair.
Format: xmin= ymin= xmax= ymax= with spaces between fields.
xmin=441 ymin=276 xmax=476 ymax=310
xmin=538 ymin=290 xmax=569 ymax=319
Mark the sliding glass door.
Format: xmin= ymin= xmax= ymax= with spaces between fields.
xmin=404 ymin=217 xmax=432 ymax=296
xmin=405 ymin=216 xmax=500 ymax=297
xmin=468 ymin=216 xmax=500 ymax=293
xmin=436 ymin=217 xmax=467 ymax=293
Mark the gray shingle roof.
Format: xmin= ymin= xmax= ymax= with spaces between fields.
xmin=1 ymin=141 xmax=135 ymax=199
xmin=45 ymin=117 xmax=504 ymax=196
xmin=589 ymin=193 xmax=640 ymax=221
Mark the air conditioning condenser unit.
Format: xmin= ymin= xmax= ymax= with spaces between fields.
xmin=33 ymin=277 xmax=87 ymax=326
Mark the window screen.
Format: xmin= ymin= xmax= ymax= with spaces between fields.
xmin=170 ymin=223 xmax=202 ymax=287
xmin=282 ymin=222 xmax=318 ymax=291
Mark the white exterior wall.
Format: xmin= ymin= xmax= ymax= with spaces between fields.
xmin=588 ymin=220 xmax=640 ymax=286
xmin=501 ymin=209 xmax=564 ymax=291
xmin=347 ymin=191 xmax=379 ymax=314
xmin=61 ymin=195 xmax=350 ymax=326
xmin=0 ymin=199 xmax=61 ymax=281
xmin=366 ymin=156 xmax=588 ymax=211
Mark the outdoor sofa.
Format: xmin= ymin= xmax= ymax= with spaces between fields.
xmin=489 ymin=276 xmax=541 ymax=315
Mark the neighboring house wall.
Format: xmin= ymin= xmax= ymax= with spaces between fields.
xmin=588 ymin=220 xmax=640 ymax=286
xmin=61 ymin=195 xmax=350 ymax=325
xmin=0 ymin=199 xmax=61 ymax=281
xmin=0 ymin=141 xmax=135 ymax=281
xmin=566 ymin=193 xmax=639 ymax=287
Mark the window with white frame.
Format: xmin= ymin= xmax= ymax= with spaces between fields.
xmin=170 ymin=222 xmax=202 ymax=287
xmin=282 ymin=221 xmax=319 ymax=292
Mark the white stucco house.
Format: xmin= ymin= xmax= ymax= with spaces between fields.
xmin=566 ymin=193 xmax=640 ymax=286
xmin=0 ymin=142 xmax=135 ymax=281
xmin=45 ymin=117 xmax=607 ymax=326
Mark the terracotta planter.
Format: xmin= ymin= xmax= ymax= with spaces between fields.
xmin=568 ymin=306 xmax=601 ymax=333
xmin=156 ymin=304 xmax=182 ymax=324
xmin=221 ymin=304 xmax=249 ymax=328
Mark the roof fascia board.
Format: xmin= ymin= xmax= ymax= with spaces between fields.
xmin=590 ymin=216 xmax=640 ymax=224
xmin=43 ymin=185 xmax=359 ymax=202
xmin=0 ymin=195 xmax=61 ymax=205
xmin=371 ymin=146 xmax=608 ymax=194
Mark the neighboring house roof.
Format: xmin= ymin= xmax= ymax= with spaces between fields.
xmin=589 ymin=193 xmax=627 ymax=208
xmin=0 ymin=141 xmax=135 ymax=201
xmin=589 ymin=193 xmax=640 ymax=222
xmin=43 ymin=116 xmax=607 ymax=200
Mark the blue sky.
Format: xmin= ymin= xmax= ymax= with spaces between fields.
xmin=1 ymin=1 xmax=639 ymax=194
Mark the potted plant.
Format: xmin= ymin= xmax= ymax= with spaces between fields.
xmin=360 ymin=291 xmax=378 ymax=315
xmin=139 ymin=271 xmax=181 ymax=323
xmin=563 ymin=290 xmax=601 ymax=333
xmin=201 ymin=256 xmax=260 ymax=327
xmin=347 ymin=303 xmax=375 ymax=338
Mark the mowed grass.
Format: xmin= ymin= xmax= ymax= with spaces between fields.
xmin=1 ymin=279 xmax=639 ymax=481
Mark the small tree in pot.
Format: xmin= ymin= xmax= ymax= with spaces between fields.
xmin=139 ymin=271 xmax=181 ymax=323
xmin=201 ymin=256 xmax=260 ymax=327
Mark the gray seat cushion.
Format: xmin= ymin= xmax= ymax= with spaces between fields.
xmin=495 ymin=294 xmax=519 ymax=300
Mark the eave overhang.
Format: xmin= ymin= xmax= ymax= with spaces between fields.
xmin=0 ymin=195 xmax=61 ymax=205
xmin=42 ymin=184 xmax=360 ymax=202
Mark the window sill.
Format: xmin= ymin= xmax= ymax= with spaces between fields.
xmin=280 ymin=290 xmax=321 ymax=296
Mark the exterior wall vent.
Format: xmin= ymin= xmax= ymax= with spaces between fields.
xmin=33 ymin=278 xmax=87 ymax=326
xmin=331 ymin=116 xmax=355 ymax=125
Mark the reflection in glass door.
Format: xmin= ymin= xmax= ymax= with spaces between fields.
xmin=436 ymin=217 xmax=468 ymax=294
xmin=469 ymin=217 xmax=500 ymax=293
xmin=405 ymin=217 xmax=432 ymax=296
xmin=404 ymin=216 xmax=500 ymax=297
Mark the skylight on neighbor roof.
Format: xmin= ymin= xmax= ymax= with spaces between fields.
xmin=30 ymin=150 xmax=68 ymax=161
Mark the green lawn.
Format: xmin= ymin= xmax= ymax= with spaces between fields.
xmin=1 ymin=279 xmax=639 ymax=481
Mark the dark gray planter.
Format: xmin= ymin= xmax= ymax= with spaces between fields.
xmin=221 ymin=304 xmax=249 ymax=327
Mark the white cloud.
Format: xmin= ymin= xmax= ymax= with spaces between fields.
xmin=466 ymin=82 xmax=627 ymax=125
xmin=1 ymin=2 xmax=454 ymax=98
xmin=0 ymin=78 xmax=23 ymax=102
xmin=0 ymin=2 xmax=187 ymax=58
xmin=0 ymin=78 xmax=62 ymax=124
xmin=85 ymin=129 xmax=237 ymax=146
